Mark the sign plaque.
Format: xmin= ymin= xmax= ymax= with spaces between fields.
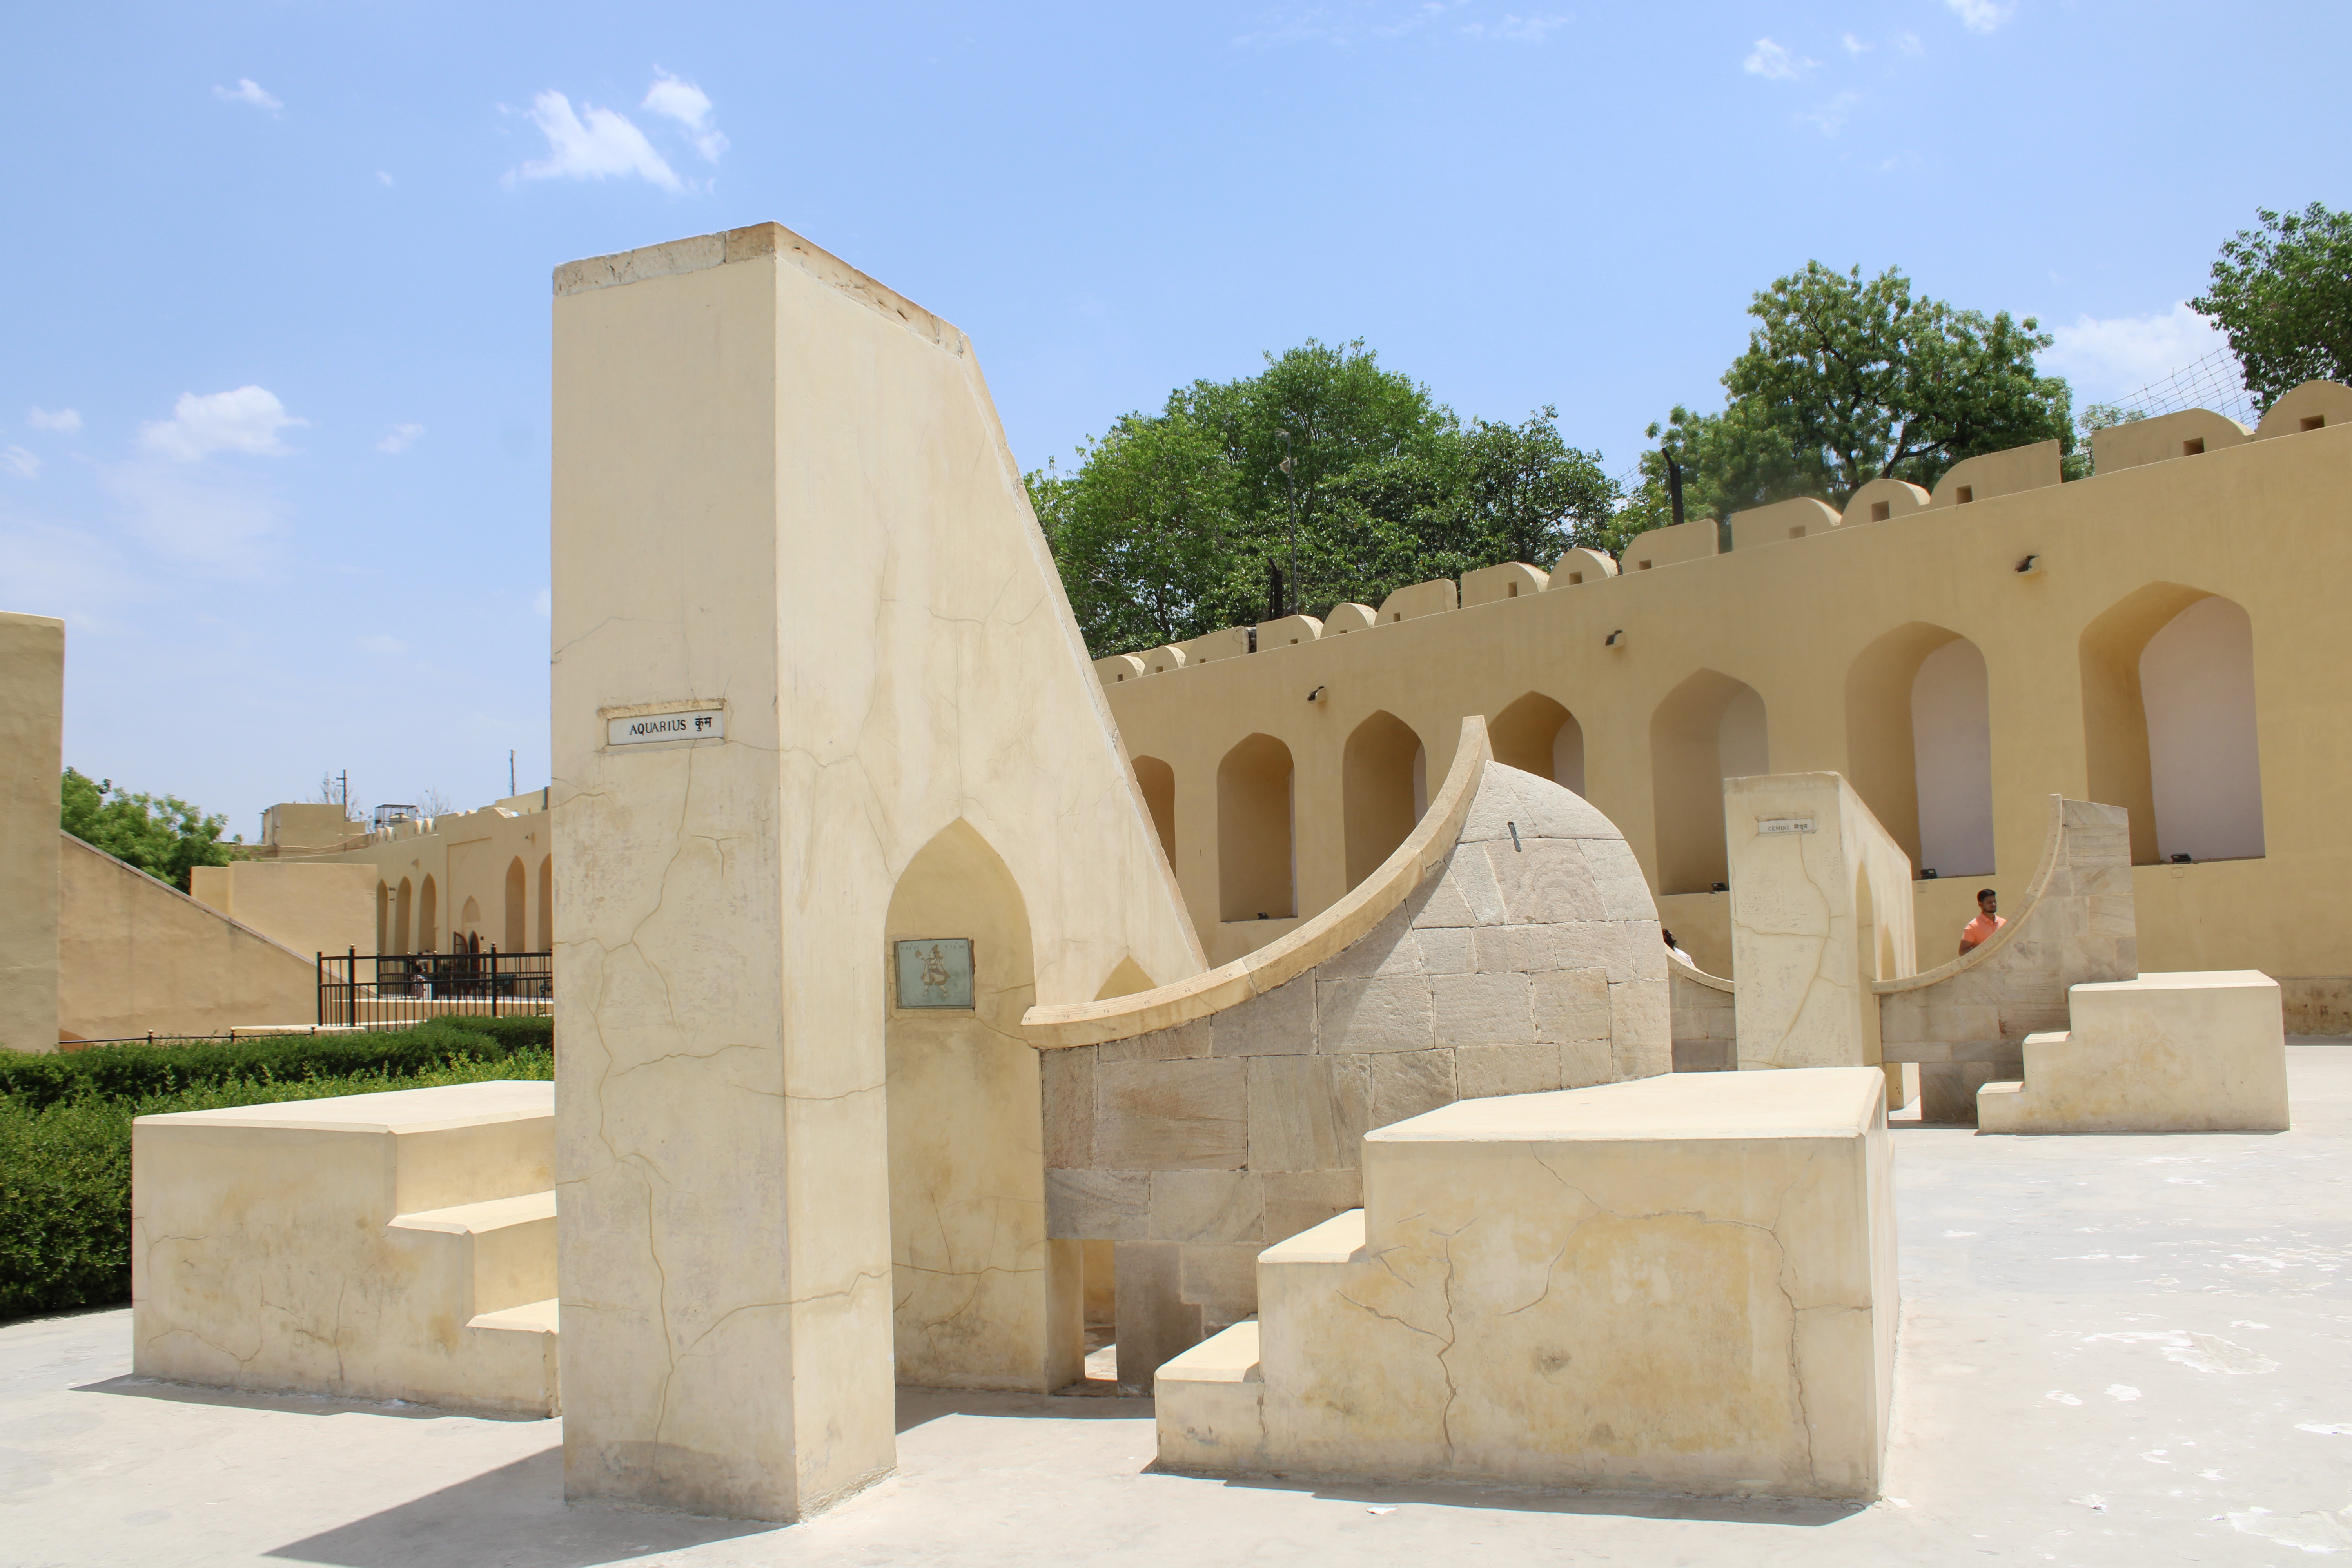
xmin=894 ymin=938 xmax=975 ymax=1010
xmin=606 ymin=708 xmax=725 ymax=747
xmin=1757 ymin=815 xmax=1817 ymax=835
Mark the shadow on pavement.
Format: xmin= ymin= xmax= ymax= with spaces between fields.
xmin=264 ymin=1449 xmax=780 ymax=1568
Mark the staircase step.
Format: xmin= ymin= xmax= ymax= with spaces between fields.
xmin=468 ymin=1298 xmax=559 ymax=1335
xmin=388 ymin=1190 xmax=557 ymax=1235
xmin=387 ymin=1191 xmax=556 ymax=1317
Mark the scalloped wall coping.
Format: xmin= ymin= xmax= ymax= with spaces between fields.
xmin=1020 ymin=717 xmax=1494 ymax=1048
xmin=1668 ymin=951 xmax=1733 ymax=992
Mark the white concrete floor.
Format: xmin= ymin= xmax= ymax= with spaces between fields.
xmin=7 ymin=1047 xmax=2352 ymax=1568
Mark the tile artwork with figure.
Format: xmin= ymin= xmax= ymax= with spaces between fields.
xmin=896 ymin=938 xmax=974 ymax=1009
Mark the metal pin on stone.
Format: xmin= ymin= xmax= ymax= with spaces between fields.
xmin=1508 ymin=820 xmax=1521 ymax=853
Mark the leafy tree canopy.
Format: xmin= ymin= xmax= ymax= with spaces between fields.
xmin=1030 ymin=339 xmax=1616 ymax=657
xmin=2192 ymin=202 xmax=2352 ymax=409
xmin=1634 ymin=262 xmax=2075 ymax=524
xmin=60 ymin=768 xmax=241 ymax=891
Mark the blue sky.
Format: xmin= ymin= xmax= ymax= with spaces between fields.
xmin=4 ymin=0 xmax=2339 ymax=837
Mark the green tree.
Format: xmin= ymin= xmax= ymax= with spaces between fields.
xmin=1030 ymin=343 xmax=1619 ymax=655
xmin=59 ymin=769 xmax=241 ymax=891
xmin=2192 ymin=202 xmax=2352 ymax=409
xmin=1634 ymin=262 xmax=2076 ymax=532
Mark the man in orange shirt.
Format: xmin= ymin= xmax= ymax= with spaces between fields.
xmin=1958 ymin=887 xmax=2005 ymax=958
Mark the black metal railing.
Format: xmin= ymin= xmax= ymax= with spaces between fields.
xmin=318 ymin=947 xmax=553 ymax=1027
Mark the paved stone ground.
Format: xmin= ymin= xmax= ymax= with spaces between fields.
xmin=6 ymin=1047 xmax=2350 ymax=1567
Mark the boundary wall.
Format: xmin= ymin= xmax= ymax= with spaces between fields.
xmin=1097 ymin=395 xmax=2352 ymax=1030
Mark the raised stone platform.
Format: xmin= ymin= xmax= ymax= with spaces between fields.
xmin=1980 ymin=970 xmax=2289 ymax=1134
xmin=132 ymin=1080 xmax=559 ymax=1417
xmin=1156 ymin=1066 xmax=1896 ymax=1499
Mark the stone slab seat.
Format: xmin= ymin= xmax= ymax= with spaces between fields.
xmin=1156 ymin=1067 xmax=1897 ymax=1501
xmin=132 ymin=1080 xmax=560 ymax=1417
xmin=1977 ymin=970 xmax=2289 ymax=1134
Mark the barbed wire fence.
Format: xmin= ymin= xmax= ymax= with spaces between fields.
xmin=2092 ymin=346 xmax=2261 ymax=429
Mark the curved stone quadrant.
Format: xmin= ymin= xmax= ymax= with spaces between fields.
xmin=1029 ymin=729 xmax=1671 ymax=1388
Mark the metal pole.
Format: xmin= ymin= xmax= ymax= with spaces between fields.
xmin=1278 ymin=431 xmax=1298 ymax=617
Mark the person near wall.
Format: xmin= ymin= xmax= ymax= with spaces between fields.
xmin=1662 ymin=929 xmax=1696 ymax=966
xmin=1958 ymin=888 xmax=2005 ymax=958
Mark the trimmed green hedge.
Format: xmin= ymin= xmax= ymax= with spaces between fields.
xmin=0 ymin=1020 xmax=555 ymax=1321
xmin=0 ymin=1016 xmax=551 ymax=1112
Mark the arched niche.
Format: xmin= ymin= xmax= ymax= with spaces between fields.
xmin=536 ymin=857 xmax=552 ymax=950
xmin=1131 ymin=756 xmax=1176 ymax=866
xmin=1489 ymin=692 xmax=1585 ymax=795
xmin=503 ymin=858 xmax=527 ymax=951
xmin=1844 ymin=623 xmax=1994 ymax=877
xmin=459 ymin=896 xmax=481 ymax=944
xmin=1218 ymin=733 xmax=1297 ymax=919
xmin=374 ymin=880 xmax=390 ymax=953
xmin=1342 ymin=711 xmax=1424 ymax=891
xmin=2081 ymin=584 xmax=2265 ymax=865
xmin=419 ymin=875 xmax=439 ymax=953
xmin=393 ymin=877 xmax=413 ymax=954
xmin=1650 ymin=670 xmax=1769 ymax=895
xmin=883 ymin=818 xmax=1072 ymax=1391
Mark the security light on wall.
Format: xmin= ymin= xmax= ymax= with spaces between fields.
xmin=2015 ymin=554 xmax=2043 ymax=576
xmin=1604 ymin=629 xmax=1628 ymax=648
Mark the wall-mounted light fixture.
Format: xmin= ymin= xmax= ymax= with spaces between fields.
xmin=2015 ymin=554 xmax=2043 ymax=576
xmin=1604 ymin=629 xmax=1628 ymax=648
xmin=1306 ymin=685 xmax=1326 ymax=703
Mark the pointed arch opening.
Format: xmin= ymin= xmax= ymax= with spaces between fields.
xmin=1489 ymin=692 xmax=1585 ymax=794
xmin=2082 ymin=584 xmax=2264 ymax=865
xmin=1845 ymin=622 xmax=1993 ymax=877
xmin=419 ymin=875 xmax=439 ymax=953
xmin=393 ymin=877 xmax=413 ymax=955
xmin=503 ymin=857 xmax=527 ymax=951
xmin=1650 ymin=670 xmax=1769 ymax=895
xmin=1131 ymin=756 xmax=1176 ymax=866
xmin=1218 ymin=733 xmax=1296 ymax=919
xmin=1342 ymin=711 xmax=1426 ymax=891
xmin=536 ymin=857 xmax=553 ymax=949
xmin=882 ymin=818 xmax=1071 ymax=1392
xmin=375 ymin=880 xmax=390 ymax=952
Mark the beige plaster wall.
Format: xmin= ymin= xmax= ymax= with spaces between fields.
xmin=0 ymin=612 xmax=63 ymax=1053
xmin=547 ymin=223 xmax=1202 ymax=1522
xmin=58 ymin=833 xmax=319 ymax=1041
xmin=187 ymin=861 xmax=376 ymax=960
xmin=1100 ymin=414 xmax=2352 ymax=1002
xmin=2092 ymin=410 xmax=2249 ymax=474
xmin=1728 ymin=773 xmax=1916 ymax=1074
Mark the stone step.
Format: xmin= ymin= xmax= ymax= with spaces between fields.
xmin=387 ymin=1191 xmax=556 ymax=1318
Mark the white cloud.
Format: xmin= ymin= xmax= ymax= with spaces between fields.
xmin=27 ymin=407 xmax=82 ymax=434
xmin=3 ymin=446 xmax=39 ymax=479
xmin=377 ymin=423 xmax=425 ymax=455
xmin=214 ymin=78 xmax=283 ymax=112
xmin=532 ymin=588 xmax=552 ymax=618
xmin=642 ymin=71 xmax=729 ymax=162
xmin=1842 ymin=32 xmax=1870 ymax=53
xmin=140 ymin=386 xmax=305 ymax=462
xmin=377 ymin=170 xmax=394 ymax=187
xmin=1743 ymin=38 xmax=1817 ymax=80
xmin=1461 ymin=12 xmax=1567 ymax=41
xmin=358 ymin=633 xmax=406 ymax=655
xmin=2045 ymin=303 xmax=2234 ymax=401
xmin=1895 ymin=30 xmax=1924 ymax=53
xmin=1944 ymin=0 xmax=2013 ymax=34
xmin=1800 ymin=91 xmax=1861 ymax=135
xmin=513 ymin=91 xmax=684 ymax=192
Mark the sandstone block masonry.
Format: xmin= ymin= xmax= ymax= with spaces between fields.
xmin=1037 ymin=760 xmax=1670 ymax=1387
